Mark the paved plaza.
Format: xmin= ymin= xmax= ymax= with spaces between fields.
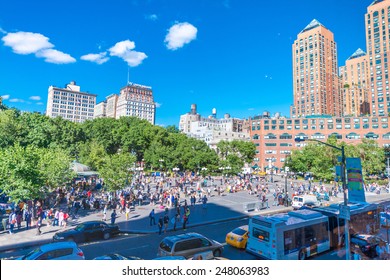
xmin=1 ymin=175 xmax=389 ymax=254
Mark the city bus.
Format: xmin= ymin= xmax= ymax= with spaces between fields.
xmin=311 ymin=202 xmax=383 ymax=249
xmin=246 ymin=209 xmax=330 ymax=260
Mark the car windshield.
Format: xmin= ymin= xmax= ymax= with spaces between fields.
xmin=74 ymin=224 xmax=86 ymax=231
xmin=232 ymin=228 xmax=247 ymax=236
xmin=22 ymin=248 xmax=42 ymax=260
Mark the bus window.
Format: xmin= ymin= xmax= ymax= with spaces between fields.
xmin=252 ymin=227 xmax=270 ymax=242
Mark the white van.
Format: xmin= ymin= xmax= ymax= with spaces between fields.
xmin=292 ymin=195 xmax=320 ymax=210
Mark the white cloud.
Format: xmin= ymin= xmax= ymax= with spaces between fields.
xmin=109 ymin=40 xmax=147 ymax=67
xmin=165 ymin=22 xmax=197 ymax=50
xmin=36 ymin=49 xmax=76 ymax=64
xmin=145 ymin=14 xmax=158 ymax=21
xmin=36 ymin=102 xmax=44 ymax=105
xmin=248 ymin=108 xmax=255 ymax=111
xmin=29 ymin=96 xmax=41 ymax=101
xmin=155 ymin=102 xmax=162 ymax=108
xmin=1 ymin=94 xmax=10 ymax=100
xmin=2 ymin=31 xmax=54 ymax=54
xmin=80 ymin=52 xmax=109 ymax=64
xmin=2 ymin=30 xmax=76 ymax=64
xmin=0 ymin=27 xmax=6 ymax=34
xmin=9 ymin=98 xmax=25 ymax=103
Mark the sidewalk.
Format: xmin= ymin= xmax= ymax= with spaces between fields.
xmin=0 ymin=188 xmax=389 ymax=254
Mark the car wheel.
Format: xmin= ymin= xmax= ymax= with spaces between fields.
xmin=298 ymin=249 xmax=306 ymax=260
xmin=103 ymin=232 xmax=111 ymax=240
xmin=213 ymin=249 xmax=222 ymax=257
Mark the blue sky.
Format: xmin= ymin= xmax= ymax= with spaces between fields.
xmin=0 ymin=0 xmax=374 ymax=126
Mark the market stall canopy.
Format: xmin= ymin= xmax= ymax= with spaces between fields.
xmin=70 ymin=161 xmax=99 ymax=176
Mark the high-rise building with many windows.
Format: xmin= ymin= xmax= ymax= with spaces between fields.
xmin=116 ymin=83 xmax=156 ymax=125
xmin=292 ymin=19 xmax=342 ymax=118
xmin=365 ymin=0 xmax=390 ymax=116
xmin=46 ymin=81 xmax=96 ymax=123
xmin=339 ymin=49 xmax=370 ymax=116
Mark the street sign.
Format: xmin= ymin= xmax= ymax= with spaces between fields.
xmin=339 ymin=205 xmax=350 ymax=220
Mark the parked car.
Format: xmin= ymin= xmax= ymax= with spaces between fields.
xmin=93 ymin=254 xmax=142 ymax=260
xmin=225 ymin=225 xmax=248 ymax=249
xmin=157 ymin=232 xmax=223 ymax=259
xmin=292 ymin=195 xmax=320 ymax=210
xmin=17 ymin=241 xmax=85 ymax=260
xmin=350 ymin=233 xmax=387 ymax=259
xmin=53 ymin=221 xmax=120 ymax=243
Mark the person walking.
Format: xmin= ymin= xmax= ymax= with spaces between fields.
xmin=163 ymin=213 xmax=169 ymax=233
xmin=2 ymin=216 xmax=8 ymax=233
xmin=36 ymin=216 xmax=42 ymax=235
xmin=158 ymin=216 xmax=163 ymax=235
xmin=110 ymin=209 xmax=117 ymax=225
xmin=102 ymin=204 xmax=108 ymax=221
xmin=125 ymin=204 xmax=131 ymax=221
xmin=8 ymin=211 xmax=16 ymax=234
xmin=172 ymin=213 xmax=179 ymax=231
xmin=25 ymin=210 xmax=31 ymax=230
xmin=202 ymin=195 xmax=208 ymax=209
xmin=183 ymin=207 xmax=190 ymax=230
xmin=149 ymin=209 xmax=156 ymax=226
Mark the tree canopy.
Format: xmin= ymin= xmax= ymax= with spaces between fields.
xmin=0 ymin=109 xmax=254 ymax=200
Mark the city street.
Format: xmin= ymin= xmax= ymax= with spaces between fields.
xmin=1 ymin=175 xmax=389 ymax=260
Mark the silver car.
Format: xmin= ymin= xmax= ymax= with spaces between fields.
xmin=157 ymin=232 xmax=223 ymax=259
xmin=17 ymin=241 xmax=85 ymax=260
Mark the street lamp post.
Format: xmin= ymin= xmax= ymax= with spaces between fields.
xmin=284 ymin=163 xmax=289 ymax=207
xmin=295 ymin=136 xmax=350 ymax=260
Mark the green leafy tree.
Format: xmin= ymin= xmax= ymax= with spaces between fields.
xmin=0 ymin=109 xmax=22 ymax=148
xmin=0 ymin=145 xmax=45 ymax=202
xmin=98 ymin=152 xmax=136 ymax=192
xmin=356 ymin=139 xmax=385 ymax=176
xmin=78 ymin=141 xmax=108 ymax=171
xmin=38 ymin=148 xmax=76 ymax=191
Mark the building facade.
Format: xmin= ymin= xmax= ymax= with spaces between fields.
xmin=105 ymin=94 xmax=119 ymax=118
xmin=179 ymin=104 xmax=250 ymax=149
xmin=46 ymin=81 xmax=96 ymax=123
xmin=93 ymin=101 xmax=106 ymax=118
xmin=339 ymin=49 xmax=370 ymax=116
xmin=292 ymin=19 xmax=342 ymax=118
xmin=365 ymin=0 xmax=390 ymax=117
xmin=116 ymin=83 xmax=155 ymax=124
xmin=249 ymin=115 xmax=390 ymax=171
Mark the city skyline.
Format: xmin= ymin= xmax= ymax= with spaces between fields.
xmin=0 ymin=0 xmax=375 ymax=126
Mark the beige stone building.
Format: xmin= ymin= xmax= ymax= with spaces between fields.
xmin=46 ymin=81 xmax=96 ymax=123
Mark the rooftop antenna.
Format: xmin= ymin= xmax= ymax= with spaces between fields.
xmin=127 ymin=66 xmax=131 ymax=85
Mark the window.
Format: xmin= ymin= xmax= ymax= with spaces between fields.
xmin=329 ymin=133 xmax=342 ymax=140
xmin=265 ymin=143 xmax=277 ymax=146
xmin=279 ymin=133 xmax=292 ymax=140
xmin=174 ymin=240 xmax=201 ymax=252
xmin=252 ymin=227 xmax=270 ymax=242
xmin=265 ymin=133 xmax=277 ymax=139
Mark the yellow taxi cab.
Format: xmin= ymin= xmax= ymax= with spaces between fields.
xmin=225 ymin=225 xmax=249 ymax=249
